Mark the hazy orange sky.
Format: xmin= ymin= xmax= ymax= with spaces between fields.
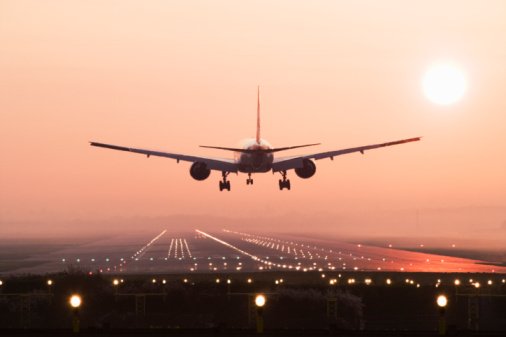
xmin=1 ymin=1 xmax=505 ymax=244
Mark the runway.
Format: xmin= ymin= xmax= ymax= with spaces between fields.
xmin=1 ymin=229 xmax=504 ymax=276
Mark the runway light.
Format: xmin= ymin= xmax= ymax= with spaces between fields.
xmin=255 ymin=294 xmax=266 ymax=307
xmin=436 ymin=295 xmax=447 ymax=308
xmin=487 ymin=280 xmax=493 ymax=285
xmin=454 ymin=279 xmax=461 ymax=286
xmin=226 ymin=279 xmax=231 ymax=284
xmin=0 ymin=280 xmax=3 ymax=286
xmin=152 ymin=278 xmax=156 ymax=284
xmin=162 ymin=279 xmax=167 ymax=284
xmin=386 ymin=278 xmax=392 ymax=285
xmin=474 ymin=282 xmax=480 ymax=288
xmin=69 ymin=294 xmax=82 ymax=308
xmin=112 ymin=279 xmax=119 ymax=286
xmin=365 ymin=278 xmax=372 ymax=285
xmin=216 ymin=278 xmax=220 ymax=284
xmin=47 ymin=279 xmax=53 ymax=286
xmin=184 ymin=278 xmax=188 ymax=283
xmin=247 ymin=278 xmax=252 ymax=284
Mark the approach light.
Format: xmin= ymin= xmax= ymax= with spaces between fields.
xmin=436 ymin=295 xmax=448 ymax=308
xmin=255 ymin=294 xmax=266 ymax=307
xmin=69 ymin=294 xmax=82 ymax=308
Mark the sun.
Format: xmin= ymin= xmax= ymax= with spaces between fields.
xmin=422 ymin=62 xmax=467 ymax=105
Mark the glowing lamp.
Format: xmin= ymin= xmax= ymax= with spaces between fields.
xmin=436 ymin=295 xmax=448 ymax=308
xmin=47 ymin=279 xmax=53 ymax=286
xmin=112 ymin=279 xmax=119 ymax=286
xmin=69 ymin=294 xmax=82 ymax=308
xmin=255 ymin=294 xmax=266 ymax=307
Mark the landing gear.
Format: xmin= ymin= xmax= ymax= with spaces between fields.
xmin=246 ymin=173 xmax=253 ymax=185
xmin=278 ymin=170 xmax=291 ymax=190
xmin=219 ymin=171 xmax=231 ymax=191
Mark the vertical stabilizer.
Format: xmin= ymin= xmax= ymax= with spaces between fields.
xmin=256 ymin=86 xmax=261 ymax=144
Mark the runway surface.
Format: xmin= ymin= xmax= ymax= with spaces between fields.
xmin=1 ymin=229 xmax=504 ymax=275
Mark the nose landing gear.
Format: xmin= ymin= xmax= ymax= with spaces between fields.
xmin=219 ymin=171 xmax=231 ymax=191
xmin=278 ymin=170 xmax=291 ymax=190
xmin=246 ymin=173 xmax=253 ymax=185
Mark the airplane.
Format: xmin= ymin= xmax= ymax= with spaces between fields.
xmin=90 ymin=87 xmax=420 ymax=191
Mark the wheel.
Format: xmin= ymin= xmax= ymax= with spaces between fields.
xmin=250 ymin=179 xmax=254 ymax=185
xmin=279 ymin=179 xmax=283 ymax=190
xmin=219 ymin=181 xmax=224 ymax=191
xmin=225 ymin=181 xmax=231 ymax=191
xmin=286 ymin=180 xmax=291 ymax=190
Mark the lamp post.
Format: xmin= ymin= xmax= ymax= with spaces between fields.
xmin=112 ymin=279 xmax=120 ymax=297
xmin=436 ymin=294 xmax=447 ymax=336
xmin=255 ymin=294 xmax=266 ymax=334
xmin=69 ymin=294 xmax=82 ymax=333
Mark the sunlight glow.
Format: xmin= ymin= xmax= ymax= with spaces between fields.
xmin=423 ymin=62 xmax=467 ymax=105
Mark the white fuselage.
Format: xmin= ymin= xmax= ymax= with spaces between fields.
xmin=234 ymin=138 xmax=274 ymax=173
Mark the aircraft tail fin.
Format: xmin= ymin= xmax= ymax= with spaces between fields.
xmin=256 ymin=86 xmax=261 ymax=144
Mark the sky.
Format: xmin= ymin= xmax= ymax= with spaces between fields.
xmin=1 ymin=1 xmax=505 ymax=246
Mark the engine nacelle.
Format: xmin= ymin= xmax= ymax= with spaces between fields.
xmin=190 ymin=162 xmax=211 ymax=181
xmin=294 ymin=159 xmax=316 ymax=179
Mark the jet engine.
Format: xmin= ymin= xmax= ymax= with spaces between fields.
xmin=190 ymin=162 xmax=211 ymax=180
xmin=294 ymin=159 xmax=316 ymax=179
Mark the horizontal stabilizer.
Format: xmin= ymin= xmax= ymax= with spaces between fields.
xmin=200 ymin=143 xmax=320 ymax=153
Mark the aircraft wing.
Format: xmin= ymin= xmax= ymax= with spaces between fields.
xmin=271 ymin=137 xmax=421 ymax=172
xmin=90 ymin=142 xmax=238 ymax=172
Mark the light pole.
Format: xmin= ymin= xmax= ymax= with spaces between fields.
xmin=436 ymin=294 xmax=447 ymax=336
xmin=255 ymin=294 xmax=266 ymax=334
xmin=112 ymin=278 xmax=120 ymax=297
xmin=69 ymin=294 xmax=82 ymax=333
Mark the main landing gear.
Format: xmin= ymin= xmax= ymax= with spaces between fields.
xmin=246 ymin=173 xmax=253 ymax=185
xmin=219 ymin=171 xmax=231 ymax=191
xmin=278 ymin=170 xmax=291 ymax=190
